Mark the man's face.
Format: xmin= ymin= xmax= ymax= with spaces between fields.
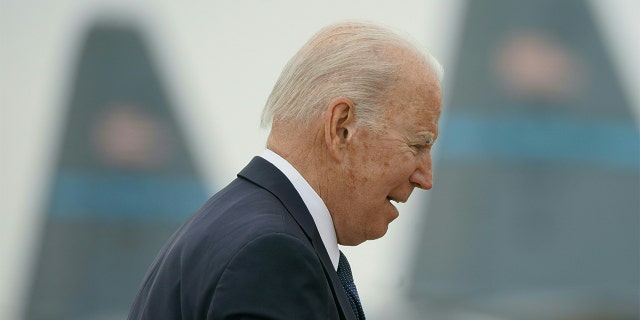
xmin=332 ymin=62 xmax=442 ymax=246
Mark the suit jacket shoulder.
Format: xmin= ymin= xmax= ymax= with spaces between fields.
xmin=128 ymin=157 xmax=354 ymax=320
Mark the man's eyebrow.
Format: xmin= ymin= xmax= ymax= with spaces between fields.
xmin=408 ymin=132 xmax=435 ymax=144
xmin=409 ymin=132 xmax=436 ymax=145
xmin=416 ymin=131 xmax=436 ymax=140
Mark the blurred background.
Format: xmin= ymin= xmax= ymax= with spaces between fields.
xmin=1 ymin=0 xmax=638 ymax=319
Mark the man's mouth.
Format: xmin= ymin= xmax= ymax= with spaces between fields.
xmin=387 ymin=192 xmax=412 ymax=204
xmin=387 ymin=196 xmax=402 ymax=204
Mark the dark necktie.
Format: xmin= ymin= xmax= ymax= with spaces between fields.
xmin=337 ymin=251 xmax=365 ymax=320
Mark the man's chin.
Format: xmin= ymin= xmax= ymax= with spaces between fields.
xmin=339 ymin=227 xmax=387 ymax=246
xmin=337 ymin=211 xmax=395 ymax=245
xmin=367 ymin=222 xmax=392 ymax=242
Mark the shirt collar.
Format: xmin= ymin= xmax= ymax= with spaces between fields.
xmin=260 ymin=149 xmax=340 ymax=270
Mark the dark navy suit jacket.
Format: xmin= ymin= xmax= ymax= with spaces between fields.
xmin=128 ymin=157 xmax=356 ymax=319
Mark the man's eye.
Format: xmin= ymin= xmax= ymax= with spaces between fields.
xmin=411 ymin=137 xmax=435 ymax=152
xmin=412 ymin=144 xmax=427 ymax=151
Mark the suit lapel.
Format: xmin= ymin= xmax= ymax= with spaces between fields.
xmin=238 ymin=157 xmax=356 ymax=320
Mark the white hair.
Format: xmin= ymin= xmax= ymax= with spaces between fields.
xmin=261 ymin=20 xmax=443 ymax=131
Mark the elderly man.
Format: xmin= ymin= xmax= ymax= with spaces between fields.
xmin=128 ymin=21 xmax=442 ymax=320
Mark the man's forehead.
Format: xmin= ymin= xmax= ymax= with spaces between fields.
xmin=381 ymin=55 xmax=441 ymax=129
xmin=383 ymin=102 xmax=439 ymax=136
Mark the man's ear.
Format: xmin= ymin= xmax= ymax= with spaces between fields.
xmin=324 ymin=97 xmax=356 ymax=161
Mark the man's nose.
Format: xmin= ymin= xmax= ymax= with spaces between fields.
xmin=409 ymin=159 xmax=433 ymax=190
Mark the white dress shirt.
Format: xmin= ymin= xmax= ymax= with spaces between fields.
xmin=260 ymin=149 xmax=340 ymax=270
